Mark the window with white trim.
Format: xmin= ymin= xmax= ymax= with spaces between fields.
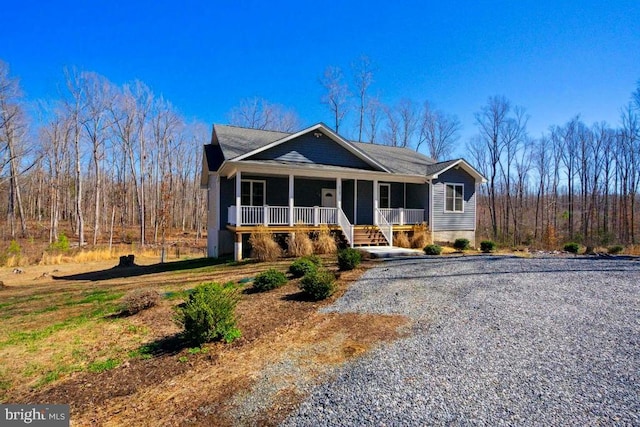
xmin=241 ymin=180 xmax=265 ymax=206
xmin=445 ymin=183 xmax=464 ymax=212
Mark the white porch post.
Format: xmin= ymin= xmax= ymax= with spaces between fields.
xmin=234 ymin=171 xmax=242 ymax=261
xmin=373 ymin=179 xmax=379 ymax=225
xmin=354 ymin=179 xmax=358 ymax=225
xmin=336 ymin=177 xmax=342 ymax=210
xmin=288 ymin=174 xmax=294 ymax=226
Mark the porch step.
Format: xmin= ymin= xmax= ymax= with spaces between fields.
xmin=352 ymin=226 xmax=389 ymax=246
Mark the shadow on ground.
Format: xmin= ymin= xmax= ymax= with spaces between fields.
xmin=52 ymin=256 xmax=242 ymax=282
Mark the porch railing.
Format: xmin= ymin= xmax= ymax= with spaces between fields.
xmin=337 ymin=208 xmax=354 ymax=247
xmin=228 ymin=206 xmax=339 ymax=226
xmin=378 ymin=208 xmax=425 ymax=225
xmin=375 ymin=208 xmax=393 ymax=247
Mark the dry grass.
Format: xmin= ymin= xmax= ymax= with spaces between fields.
xmin=410 ymin=223 xmax=431 ymax=249
xmin=393 ymin=232 xmax=411 ymax=248
xmin=626 ymin=245 xmax=640 ymax=255
xmin=313 ymin=226 xmax=338 ymax=254
xmin=248 ymin=226 xmax=282 ymax=261
xmin=0 ymin=253 xmax=409 ymax=426
xmin=286 ymin=232 xmax=314 ymax=257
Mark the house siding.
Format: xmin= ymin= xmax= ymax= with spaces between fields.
xmin=294 ymin=178 xmax=335 ymax=207
xmin=432 ymin=168 xmax=476 ymax=231
xmin=220 ymin=176 xmax=235 ymax=226
xmin=248 ymin=132 xmax=375 ymax=170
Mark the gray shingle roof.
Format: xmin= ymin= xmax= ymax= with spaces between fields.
xmin=208 ymin=124 xmax=466 ymax=177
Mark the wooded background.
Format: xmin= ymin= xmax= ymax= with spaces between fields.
xmin=1 ymin=58 xmax=639 ymax=250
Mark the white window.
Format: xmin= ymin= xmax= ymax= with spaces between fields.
xmin=379 ymin=183 xmax=391 ymax=209
xmin=241 ymin=180 xmax=265 ymax=206
xmin=445 ymin=183 xmax=464 ymax=212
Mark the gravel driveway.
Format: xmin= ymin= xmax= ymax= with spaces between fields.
xmin=283 ymin=255 xmax=640 ymax=426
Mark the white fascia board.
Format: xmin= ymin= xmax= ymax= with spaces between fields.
xmin=230 ymin=123 xmax=391 ymax=173
xmin=429 ymin=159 xmax=487 ymax=183
xmin=221 ymin=161 xmax=426 ymax=184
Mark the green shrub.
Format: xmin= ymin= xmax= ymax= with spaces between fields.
xmin=480 ymin=240 xmax=496 ymax=253
xmin=337 ymin=248 xmax=362 ymax=271
xmin=423 ymin=244 xmax=442 ymax=255
xmin=302 ymin=254 xmax=322 ymax=266
xmin=289 ymin=258 xmax=319 ymax=278
xmin=299 ymin=268 xmax=335 ymax=300
xmin=453 ymin=238 xmax=470 ymax=251
xmin=8 ymin=240 xmax=21 ymax=256
xmin=49 ymin=233 xmax=70 ymax=252
xmin=608 ymin=245 xmax=624 ymax=255
xmin=564 ymin=242 xmax=580 ymax=254
xmin=253 ymin=269 xmax=287 ymax=292
xmin=175 ymin=282 xmax=241 ymax=345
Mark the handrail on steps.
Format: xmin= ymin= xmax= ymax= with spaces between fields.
xmin=375 ymin=208 xmax=393 ymax=247
xmin=336 ymin=208 xmax=354 ymax=248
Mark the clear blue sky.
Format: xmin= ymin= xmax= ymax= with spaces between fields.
xmin=3 ymin=0 xmax=639 ymax=149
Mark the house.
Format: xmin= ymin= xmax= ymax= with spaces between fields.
xmin=201 ymin=123 xmax=486 ymax=260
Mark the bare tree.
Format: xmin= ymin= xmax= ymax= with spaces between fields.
xmin=351 ymin=55 xmax=375 ymax=142
xmin=228 ymin=98 xmax=300 ymax=132
xmin=473 ymin=96 xmax=510 ymax=239
xmin=365 ymin=95 xmax=382 ymax=143
xmin=320 ymin=66 xmax=349 ymax=133
xmin=0 ymin=60 xmax=28 ymax=237
xmin=416 ymin=102 xmax=462 ymax=160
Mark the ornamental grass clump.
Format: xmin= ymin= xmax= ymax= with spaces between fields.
xmin=175 ymin=282 xmax=241 ymax=345
xmin=410 ymin=223 xmax=430 ymax=249
xmin=249 ymin=227 xmax=282 ymax=261
xmin=286 ymin=231 xmax=314 ymax=257
xmin=393 ymin=232 xmax=411 ymax=248
xmin=313 ymin=226 xmax=338 ymax=254
xmin=299 ymin=268 xmax=336 ymax=300
xmin=253 ymin=269 xmax=288 ymax=292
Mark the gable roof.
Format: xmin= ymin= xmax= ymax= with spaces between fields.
xmin=425 ymin=158 xmax=487 ymax=183
xmin=204 ymin=123 xmax=486 ymax=183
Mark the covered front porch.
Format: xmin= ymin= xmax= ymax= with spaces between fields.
xmin=223 ymin=170 xmax=428 ymax=260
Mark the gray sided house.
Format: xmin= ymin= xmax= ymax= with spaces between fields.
xmin=201 ymin=123 xmax=486 ymax=260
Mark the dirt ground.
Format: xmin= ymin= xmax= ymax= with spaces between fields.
xmin=0 ymin=255 xmax=410 ymax=425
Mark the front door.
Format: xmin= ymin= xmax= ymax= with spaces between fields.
xmin=321 ymin=188 xmax=336 ymax=207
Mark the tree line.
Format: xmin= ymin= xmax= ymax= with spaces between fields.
xmin=0 ymin=60 xmax=207 ymax=247
xmin=1 ymin=55 xmax=639 ymax=250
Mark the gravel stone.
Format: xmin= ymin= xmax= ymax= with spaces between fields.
xmin=283 ymin=255 xmax=640 ymax=426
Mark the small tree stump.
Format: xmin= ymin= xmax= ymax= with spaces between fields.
xmin=117 ymin=254 xmax=136 ymax=268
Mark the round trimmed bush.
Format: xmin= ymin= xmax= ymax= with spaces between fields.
xmin=453 ymin=238 xmax=470 ymax=251
xmin=299 ymin=268 xmax=336 ymax=300
xmin=175 ymin=282 xmax=241 ymax=345
xmin=608 ymin=245 xmax=624 ymax=254
xmin=253 ymin=268 xmax=287 ymax=292
xmin=480 ymin=240 xmax=496 ymax=253
xmin=564 ymin=242 xmax=580 ymax=254
xmin=337 ymin=248 xmax=362 ymax=271
xmin=423 ymin=244 xmax=442 ymax=255
xmin=289 ymin=258 xmax=319 ymax=278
